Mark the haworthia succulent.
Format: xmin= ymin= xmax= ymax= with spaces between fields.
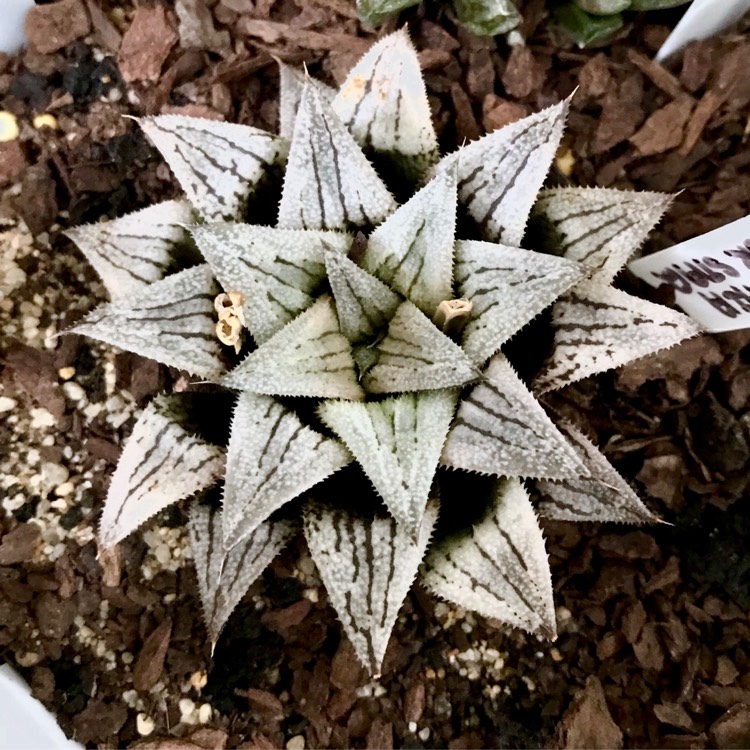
xmin=223 ymin=297 xmax=365 ymax=400
xmin=363 ymin=301 xmax=479 ymax=394
xmin=365 ymin=168 xmax=457 ymax=316
xmin=331 ymin=29 xmax=439 ymax=170
xmin=453 ymin=0 xmax=523 ymax=35
xmin=535 ymin=280 xmax=703 ymax=392
xmin=70 ymin=265 xmax=224 ymax=379
xmin=188 ymin=504 xmax=295 ymax=646
xmin=436 ymin=100 xmax=568 ymax=247
xmin=537 ymin=422 xmax=658 ymax=524
xmin=455 ymin=239 xmax=588 ymax=365
xmin=533 ymin=187 xmax=673 ymax=284
xmin=65 ymin=200 xmax=195 ymax=299
xmin=140 ymin=115 xmax=286 ymax=222
xmin=99 ymin=396 xmax=224 ymax=549
xmin=356 ymin=0 xmax=419 ymax=27
xmin=191 ymin=223 xmax=351 ymax=344
xmin=278 ymin=63 xmax=336 ymax=142
xmin=441 ymin=354 xmax=586 ymax=480
xmin=318 ymin=390 xmax=456 ymax=536
xmin=422 ymin=479 xmax=556 ymax=638
xmin=221 ymin=391 xmax=352 ymax=548
xmin=304 ymin=499 xmax=438 ymax=674
xmin=277 ymin=83 xmax=397 ymax=231
xmin=324 ymin=247 xmax=401 ymax=344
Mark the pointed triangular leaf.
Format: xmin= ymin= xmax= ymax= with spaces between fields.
xmin=277 ymin=83 xmax=397 ymax=231
xmin=140 ymin=115 xmax=286 ymax=222
xmin=537 ymin=422 xmax=658 ymax=524
xmin=332 ymin=28 xmax=439 ymax=171
xmin=188 ymin=505 xmax=295 ymax=645
xmin=455 ymin=239 xmax=588 ymax=364
xmin=65 ymin=200 xmax=195 ymax=299
xmin=278 ymin=63 xmax=336 ymax=142
xmin=70 ymin=265 xmax=224 ymax=379
xmin=324 ymin=247 xmax=401 ymax=344
xmin=436 ymin=100 xmax=568 ymax=246
xmin=422 ymin=479 xmax=556 ymax=638
xmin=318 ymin=390 xmax=456 ymax=534
xmin=441 ymin=354 xmax=586 ymax=479
xmin=304 ymin=499 xmax=438 ymax=675
xmin=535 ymin=280 xmax=703 ymax=392
xmin=192 ymin=223 xmax=351 ymax=344
xmin=364 ymin=168 xmax=457 ymax=316
xmin=534 ymin=187 xmax=673 ymax=284
xmin=363 ymin=301 xmax=479 ymax=393
xmin=99 ymin=396 xmax=224 ymax=549
xmin=222 ymin=392 xmax=352 ymax=547
xmin=223 ymin=297 xmax=364 ymax=400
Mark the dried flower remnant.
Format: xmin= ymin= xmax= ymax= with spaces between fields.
xmin=66 ymin=30 xmax=700 ymax=674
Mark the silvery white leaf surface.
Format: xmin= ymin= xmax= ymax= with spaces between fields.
xmin=364 ymin=168 xmax=457 ymax=316
xmin=455 ymin=239 xmax=588 ymax=365
xmin=535 ymin=279 xmax=703 ymax=392
xmin=363 ymin=301 xmax=479 ymax=393
xmin=223 ymin=296 xmax=365 ymax=400
xmin=436 ymin=100 xmax=567 ymax=246
xmin=277 ymin=84 xmax=397 ymax=231
xmin=304 ymin=499 xmax=438 ymax=675
xmin=441 ymin=354 xmax=586 ymax=480
xmin=99 ymin=396 xmax=224 ymax=549
xmin=318 ymin=390 xmax=456 ymax=535
xmin=70 ymin=265 xmax=224 ymax=379
xmin=278 ymin=62 xmax=336 ymax=142
xmin=534 ymin=187 xmax=673 ymax=284
xmin=324 ymin=247 xmax=401 ymax=344
xmin=422 ymin=479 xmax=556 ymax=638
xmin=332 ymin=28 xmax=439 ymax=169
xmin=188 ymin=504 xmax=295 ymax=646
xmin=222 ymin=391 xmax=352 ymax=548
xmin=140 ymin=115 xmax=286 ymax=222
xmin=65 ymin=200 xmax=195 ymax=299
xmin=192 ymin=223 xmax=351 ymax=344
xmin=537 ymin=422 xmax=658 ymax=524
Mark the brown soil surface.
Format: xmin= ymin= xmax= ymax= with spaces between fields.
xmin=1 ymin=1 xmax=750 ymax=748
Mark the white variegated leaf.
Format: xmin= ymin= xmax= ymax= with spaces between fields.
xmin=364 ymin=168 xmax=457 ymax=316
xmin=140 ymin=115 xmax=286 ymax=222
xmin=436 ymin=100 xmax=568 ymax=246
xmin=324 ymin=246 xmax=401 ymax=344
xmin=191 ymin=223 xmax=351 ymax=344
xmin=455 ymin=239 xmax=588 ymax=365
xmin=304 ymin=499 xmax=438 ymax=675
xmin=535 ymin=279 xmax=703 ymax=392
xmin=534 ymin=187 xmax=673 ymax=284
xmin=441 ymin=354 xmax=586 ymax=480
xmin=363 ymin=301 xmax=479 ymax=394
xmin=277 ymin=83 xmax=397 ymax=231
xmin=188 ymin=504 xmax=295 ymax=646
xmin=99 ymin=396 xmax=224 ymax=549
xmin=222 ymin=391 xmax=352 ymax=548
xmin=65 ymin=200 xmax=195 ymax=299
xmin=278 ymin=63 xmax=336 ymax=142
xmin=537 ymin=422 xmax=658 ymax=524
xmin=70 ymin=265 xmax=224 ymax=379
xmin=332 ymin=28 xmax=439 ymax=169
xmin=318 ymin=390 xmax=456 ymax=535
xmin=223 ymin=296 xmax=364 ymax=400
xmin=422 ymin=479 xmax=556 ymax=638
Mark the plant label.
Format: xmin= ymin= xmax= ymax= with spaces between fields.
xmin=629 ymin=214 xmax=750 ymax=332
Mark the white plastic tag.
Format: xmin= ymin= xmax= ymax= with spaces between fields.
xmin=656 ymin=0 xmax=750 ymax=63
xmin=629 ymin=215 xmax=750 ymax=333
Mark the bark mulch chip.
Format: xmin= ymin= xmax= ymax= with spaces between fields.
xmin=2 ymin=1 xmax=750 ymax=748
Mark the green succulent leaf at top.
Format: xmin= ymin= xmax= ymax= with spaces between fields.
xmin=67 ymin=29 xmax=701 ymax=675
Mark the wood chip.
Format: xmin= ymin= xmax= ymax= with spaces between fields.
xmin=0 ymin=524 xmax=40 ymax=565
xmin=630 ymin=95 xmax=695 ymax=156
xmin=679 ymin=90 xmax=725 ymax=155
xmin=238 ymin=19 xmax=369 ymax=55
xmin=24 ymin=0 xmax=91 ymax=54
xmin=118 ymin=6 xmax=179 ymax=83
xmin=133 ymin=618 xmax=173 ymax=691
xmin=626 ymin=49 xmax=684 ymax=100
xmin=558 ymin=676 xmax=623 ymax=749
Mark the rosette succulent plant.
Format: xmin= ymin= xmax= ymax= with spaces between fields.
xmin=65 ymin=30 xmax=700 ymax=675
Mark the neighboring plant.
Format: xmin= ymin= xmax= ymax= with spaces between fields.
xmin=65 ymin=31 xmax=699 ymax=675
